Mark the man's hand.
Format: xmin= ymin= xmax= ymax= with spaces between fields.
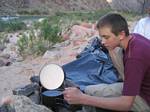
xmin=63 ymin=87 xmax=85 ymax=104
xmin=1 ymin=96 xmax=12 ymax=105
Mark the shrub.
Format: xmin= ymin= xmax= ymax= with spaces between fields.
xmin=40 ymin=19 xmax=62 ymax=44
xmin=17 ymin=21 xmax=62 ymax=57
xmin=0 ymin=20 xmax=26 ymax=32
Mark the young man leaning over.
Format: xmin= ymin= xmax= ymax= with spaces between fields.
xmin=63 ymin=13 xmax=150 ymax=112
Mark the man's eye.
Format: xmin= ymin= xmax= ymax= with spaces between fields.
xmin=101 ymin=35 xmax=110 ymax=40
xmin=104 ymin=36 xmax=109 ymax=40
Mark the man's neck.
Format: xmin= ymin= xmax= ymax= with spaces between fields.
xmin=120 ymin=35 xmax=132 ymax=50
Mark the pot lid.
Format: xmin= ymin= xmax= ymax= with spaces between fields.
xmin=40 ymin=64 xmax=64 ymax=90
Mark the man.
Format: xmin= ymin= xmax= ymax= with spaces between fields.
xmin=63 ymin=13 xmax=150 ymax=111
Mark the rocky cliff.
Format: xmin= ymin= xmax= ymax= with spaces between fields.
xmin=1 ymin=0 xmax=149 ymax=15
xmin=0 ymin=0 xmax=109 ymax=15
xmin=110 ymin=0 xmax=150 ymax=14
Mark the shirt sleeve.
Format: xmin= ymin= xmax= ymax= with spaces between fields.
xmin=122 ymin=59 xmax=146 ymax=96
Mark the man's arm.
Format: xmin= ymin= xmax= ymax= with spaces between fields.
xmin=81 ymin=94 xmax=135 ymax=111
xmin=63 ymin=87 xmax=135 ymax=111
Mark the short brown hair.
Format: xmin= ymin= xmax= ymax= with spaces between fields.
xmin=96 ymin=13 xmax=129 ymax=36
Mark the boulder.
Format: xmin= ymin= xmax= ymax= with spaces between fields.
xmin=4 ymin=95 xmax=53 ymax=112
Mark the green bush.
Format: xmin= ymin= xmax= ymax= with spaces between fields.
xmin=0 ymin=20 xmax=26 ymax=32
xmin=32 ymin=41 xmax=48 ymax=55
xmin=0 ymin=32 xmax=6 ymax=45
xmin=40 ymin=19 xmax=62 ymax=44
xmin=17 ymin=33 xmax=29 ymax=55
xmin=17 ymin=20 xmax=62 ymax=57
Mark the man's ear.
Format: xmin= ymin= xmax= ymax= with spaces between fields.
xmin=119 ymin=31 xmax=126 ymax=40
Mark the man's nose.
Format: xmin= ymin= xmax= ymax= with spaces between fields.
xmin=101 ymin=38 xmax=106 ymax=45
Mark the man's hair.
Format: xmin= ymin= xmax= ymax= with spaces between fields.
xmin=96 ymin=13 xmax=129 ymax=36
xmin=144 ymin=1 xmax=150 ymax=14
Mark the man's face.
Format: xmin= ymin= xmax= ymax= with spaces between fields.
xmin=98 ymin=26 xmax=120 ymax=50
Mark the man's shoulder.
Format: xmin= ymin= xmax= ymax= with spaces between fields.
xmin=128 ymin=34 xmax=150 ymax=57
xmin=138 ymin=17 xmax=150 ymax=24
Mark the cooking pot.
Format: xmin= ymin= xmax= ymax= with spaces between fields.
xmin=41 ymin=90 xmax=68 ymax=111
xmin=40 ymin=64 xmax=68 ymax=111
